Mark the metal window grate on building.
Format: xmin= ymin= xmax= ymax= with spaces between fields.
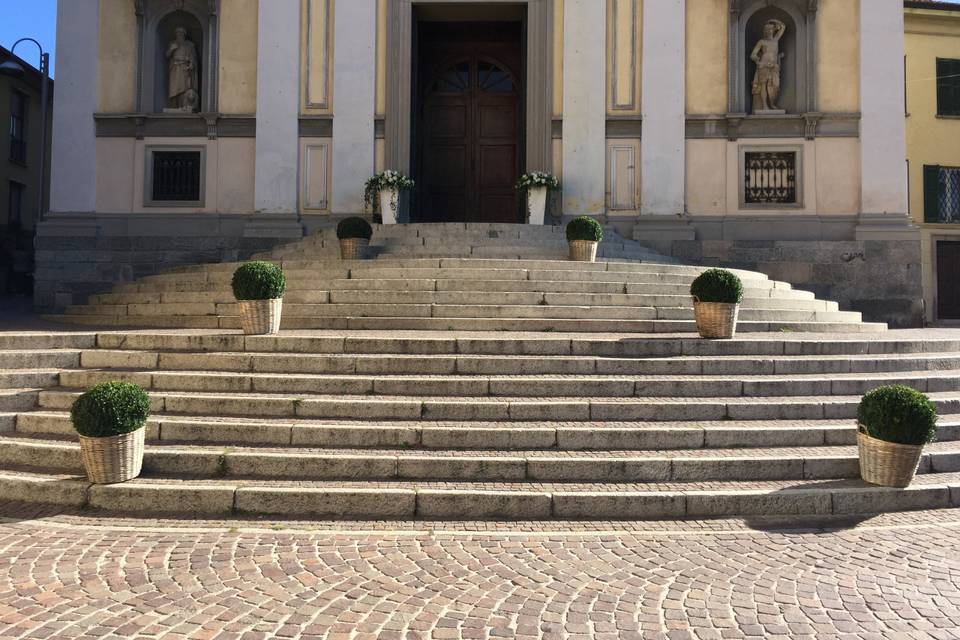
xmin=8 ymin=91 xmax=27 ymax=165
xmin=937 ymin=58 xmax=960 ymax=117
xmin=151 ymin=151 xmax=202 ymax=202
xmin=925 ymin=165 xmax=960 ymax=223
xmin=744 ymin=151 xmax=797 ymax=205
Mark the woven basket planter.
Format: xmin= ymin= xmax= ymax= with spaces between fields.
xmin=238 ymin=298 xmax=283 ymax=335
xmin=339 ymin=238 xmax=369 ymax=260
xmin=693 ymin=300 xmax=739 ymax=339
xmin=857 ymin=426 xmax=924 ymax=488
xmin=569 ymin=240 xmax=598 ymax=262
xmin=78 ymin=428 xmax=145 ymax=484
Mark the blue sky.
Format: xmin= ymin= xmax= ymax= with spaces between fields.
xmin=0 ymin=0 xmax=57 ymax=77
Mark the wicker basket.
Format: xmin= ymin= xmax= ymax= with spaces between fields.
xmin=693 ymin=300 xmax=739 ymax=339
xmin=339 ymin=238 xmax=369 ymax=260
xmin=857 ymin=426 xmax=924 ymax=488
xmin=238 ymin=298 xmax=283 ymax=335
xmin=78 ymin=428 xmax=145 ymax=484
xmin=569 ymin=240 xmax=598 ymax=262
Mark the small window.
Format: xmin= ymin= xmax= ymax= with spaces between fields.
xmin=7 ymin=181 xmax=25 ymax=227
xmin=478 ymin=61 xmax=514 ymax=93
xmin=431 ymin=62 xmax=470 ymax=94
xmin=924 ymin=165 xmax=960 ymax=223
xmin=743 ymin=151 xmax=797 ymax=204
xmin=937 ymin=58 xmax=960 ymax=117
xmin=146 ymin=148 xmax=204 ymax=206
xmin=9 ymin=91 xmax=27 ymax=165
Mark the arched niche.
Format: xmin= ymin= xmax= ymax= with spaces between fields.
xmin=728 ymin=0 xmax=817 ymax=115
xmin=134 ymin=0 xmax=221 ymax=114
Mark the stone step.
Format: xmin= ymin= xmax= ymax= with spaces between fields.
xmin=0 ymin=467 xmax=956 ymax=519
xmin=0 ymin=390 xmax=39 ymax=413
xmin=0 ymin=334 xmax=96 ymax=350
xmin=75 ymin=349 xmax=960 ymax=376
xmin=89 ymin=332 xmax=958 ymax=357
xmin=0 ymin=350 xmax=82 ymax=370
xmin=50 ymin=314 xmax=885 ymax=333
xmin=54 ymin=368 xmax=960 ymax=398
xmin=0 ymin=370 xmax=60 ymax=389
xmin=2 ymin=435 xmax=958 ymax=482
xmin=17 ymin=411 xmax=960 ymax=450
xmin=34 ymin=388 xmax=960 ymax=422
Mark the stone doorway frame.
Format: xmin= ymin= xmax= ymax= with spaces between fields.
xmin=385 ymin=0 xmax=553 ymax=175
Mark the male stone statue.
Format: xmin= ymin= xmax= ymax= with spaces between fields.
xmin=166 ymin=26 xmax=199 ymax=112
xmin=750 ymin=19 xmax=786 ymax=114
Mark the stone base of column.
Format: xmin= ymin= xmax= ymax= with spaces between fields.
xmin=854 ymin=213 xmax=919 ymax=241
xmin=632 ymin=217 xmax=696 ymax=255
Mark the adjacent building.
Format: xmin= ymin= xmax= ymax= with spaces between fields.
xmin=905 ymin=0 xmax=960 ymax=324
xmin=0 ymin=46 xmax=52 ymax=294
xmin=41 ymin=0 xmax=921 ymax=326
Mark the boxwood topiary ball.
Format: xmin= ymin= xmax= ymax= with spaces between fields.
xmin=337 ymin=216 xmax=374 ymax=241
xmin=566 ymin=216 xmax=604 ymax=243
xmin=858 ymin=385 xmax=938 ymax=446
xmin=71 ymin=381 xmax=151 ymax=439
xmin=690 ymin=268 xmax=744 ymax=304
xmin=232 ymin=261 xmax=286 ymax=301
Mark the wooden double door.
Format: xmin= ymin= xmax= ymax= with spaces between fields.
xmin=414 ymin=23 xmax=524 ymax=223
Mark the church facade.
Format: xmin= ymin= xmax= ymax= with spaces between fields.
xmin=40 ymin=0 xmax=921 ymax=325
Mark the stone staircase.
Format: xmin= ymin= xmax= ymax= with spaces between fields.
xmin=0 ymin=330 xmax=959 ymax=520
xmin=2 ymin=222 xmax=957 ymax=521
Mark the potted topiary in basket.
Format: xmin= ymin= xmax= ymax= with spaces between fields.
xmin=566 ymin=216 xmax=603 ymax=262
xmin=690 ymin=268 xmax=744 ymax=339
xmin=857 ymin=385 xmax=939 ymax=488
xmin=71 ymin=381 xmax=151 ymax=484
xmin=232 ymin=261 xmax=286 ymax=335
xmin=336 ymin=217 xmax=374 ymax=260
xmin=516 ymin=171 xmax=560 ymax=225
xmin=364 ymin=170 xmax=415 ymax=225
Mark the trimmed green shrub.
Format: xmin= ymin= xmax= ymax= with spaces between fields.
xmin=566 ymin=216 xmax=604 ymax=243
xmin=690 ymin=269 xmax=744 ymax=304
xmin=71 ymin=382 xmax=150 ymax=438
xmin=858 ymin=385 xmax=938 ymax=446
xmin=231 ymin=262 xmax=286 ymax=301
xmin=337 ymin=216 xmax=374 ymax=241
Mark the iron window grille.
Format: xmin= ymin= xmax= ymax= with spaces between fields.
xmin=937 ymin=58 xmax=960 ymax=117
xmin=744 ymin=151 xmax=797 ymax=205
xmin=924 ymin=165 xmax=960 ymax=223
xmin=8 ymin=91 xmax=27 ymax=165
xmin=150 ymin=151 xmax=203 ymax=203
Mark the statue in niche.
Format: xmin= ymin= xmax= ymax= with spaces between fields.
xmin=750 ymin=19 xmax=786 ymax=114
xmin=165 ymin=26 xmax=199 ymax=112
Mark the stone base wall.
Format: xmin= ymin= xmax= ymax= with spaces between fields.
xmin=33 ymin=214 xmax=305 ymax=312
xmin=670 ymin=238 xmax=924 ymax=328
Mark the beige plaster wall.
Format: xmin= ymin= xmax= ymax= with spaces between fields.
xmin=97 ymin=0 xmax=138 ymax=113
xmin=685 ymin=0 xmax=727 ymax=115
xmin=685 ymin=137 xmax=860 ymax=216
xmin=817 ymin=0 xmax=860 ymax=113
xmin=219 ymin=0 xmax=259 ymax=114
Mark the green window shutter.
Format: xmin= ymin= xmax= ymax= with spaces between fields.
xmin=938 ymin=59 xmax=960 ymax=116
xmin=924 ymin=165 xmax=942 ymax=223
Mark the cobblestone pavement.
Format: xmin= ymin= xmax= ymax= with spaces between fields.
xmin=0 ymin=506 xmax=958 ymax=639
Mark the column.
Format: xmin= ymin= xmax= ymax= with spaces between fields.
xmin=562 ymin=0 xmax=606 ymax=217
xmin=640 ymin=0 xmax=685 ymax=217
xmin=49 ymin=0 xmax=99 ymax=214
xmin=859 ymin=0 xmax=908 ymax=218
xmin=331 ymin=0 xmax=377 ymax=215
xmin=254 ymin=0 xmax=300 ymax=214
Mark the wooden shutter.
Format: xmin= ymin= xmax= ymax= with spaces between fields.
xmin=925 ymin=165 xmax=942 ymax=223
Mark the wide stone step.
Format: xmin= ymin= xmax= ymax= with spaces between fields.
xmin=0 ymin=390 xmax=39 ymax=413
xmin=16 ymin=411 xmax=960 ymax=450
xmin=1 ymin=467 xmax=956 ymax=519
xmin=75 ymin=349 xmax=960 ymax=376
xmin=35 ymin=389 xmax=960 ymax=421
xmin=0 ymin=334 xmax=96 ymax=350
xmin=0 ymin=370 xmax=61 ymax=389
xmin=2 ymin=436 xmax=958 ymax=482
xmin=0 ymin=350 xmax=82 ymax=370
xmin=54 ymin=369 xmax=960 ymax=398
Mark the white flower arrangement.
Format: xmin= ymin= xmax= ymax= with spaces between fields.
xmin=515 ymin=171 xmax=560 ymax=191
xmin=364 ymin=170 xmax=416 ymax=212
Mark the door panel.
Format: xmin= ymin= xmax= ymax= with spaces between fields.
xmin=416 ymin=24 xmax=523 ymax=224
xmin=937 ymin=241 xmax=960 ymax=320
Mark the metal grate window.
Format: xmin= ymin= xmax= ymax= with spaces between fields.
xmin=744 ymin=151 xmax=797 ymax=205
xmin=925 ymin=165 xmax=960 ymax=223
xmin=937 ymin=58 xmax=960 ymax=117
xmin=9 ymin=91 xmax=27 ymax=165
xmin=151 ymin=151 xmax=202 ymax=202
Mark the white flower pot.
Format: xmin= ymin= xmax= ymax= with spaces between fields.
xmin=527 ymin=186 xmax=548 ymax=225
xmin=379 ymin=187 xmax=399 ymax=225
